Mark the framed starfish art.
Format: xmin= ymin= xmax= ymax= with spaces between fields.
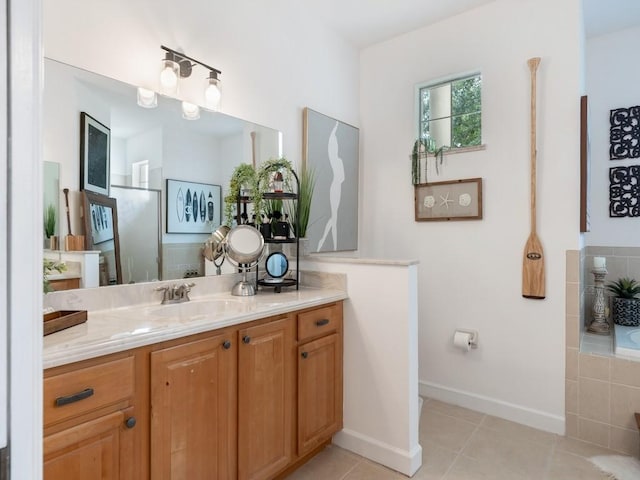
xmin=414 ymin=177 xmax=483 ymax=222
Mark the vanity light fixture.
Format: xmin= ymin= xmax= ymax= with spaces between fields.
xmin=159 ymin=45 xmax=222 ymax=108
xmin=137 ymin=87 xmax=158 ymax=108
xmin=181 ymin=101 xmax=200 ymax=121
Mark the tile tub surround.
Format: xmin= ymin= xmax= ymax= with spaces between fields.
xmin=567 ymin=249 xmax=640 ymax=456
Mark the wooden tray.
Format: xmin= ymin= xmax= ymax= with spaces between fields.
xmin=43 ymin=310 xmax=87 ymax=336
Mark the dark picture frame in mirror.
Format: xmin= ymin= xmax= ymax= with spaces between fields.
xmin=80 ymin=112 xmax=111 ymax=196
xmin=81 ymin=190 xmax=122 ymax=285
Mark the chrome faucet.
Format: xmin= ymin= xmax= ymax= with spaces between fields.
xmin=156 ymin=282 xmax=195 ymax=304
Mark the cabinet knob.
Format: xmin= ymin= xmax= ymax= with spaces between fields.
xmin=125 ymin=417 xmax=137 ymax=429
xmin=242 ymin=335 xmax=251 ymax=344
xmin=222 ymin=340 xmax=231 ymax=350
xmin=301 ymin=351 xmax=308 ymax=359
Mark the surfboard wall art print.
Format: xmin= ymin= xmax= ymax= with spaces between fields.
xmin=166 ymin=179 xmax=222 ymax=233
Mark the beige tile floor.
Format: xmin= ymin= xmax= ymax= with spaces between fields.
xmin=285 ymin=397 xmax=632 ymax=479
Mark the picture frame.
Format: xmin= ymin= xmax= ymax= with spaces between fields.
xmin=580 ymin=96 xmax=591 ymax=232
xmin=166 ymin=179 xmax=222 ymax=233
xmin=303 ymin=107 xmax=359 ymax=253
xmin=80 ymin=112 xmax=111 ymax=196
xmin=414 ymin=177 xmax=483 ymax=221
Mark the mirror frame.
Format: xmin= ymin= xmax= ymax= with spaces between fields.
xmin=81 ymin=190 xmax=122 ymax=285
xmin=265 ymin=251 xmax=289 ymax=279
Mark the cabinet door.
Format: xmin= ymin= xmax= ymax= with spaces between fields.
xmin=44 ymin=409 xmax=133 ymax=480
xmin=298 ymin=333 xmax=343 ymax=455
xmin=238 ymin=316 xmax=295 ymax=480
xmin=150 ymin=332 xmax=237 ymax=480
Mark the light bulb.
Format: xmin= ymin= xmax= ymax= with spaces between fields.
xmin=204 ymin=74 xmax=221 ymax=111
xmin=160 ymin=59 xmax=179 ymax=95
xmin=137 ymin=87 xmax=157 ymax=108
xmin=181 ymin=101 xmax=200 ymax=120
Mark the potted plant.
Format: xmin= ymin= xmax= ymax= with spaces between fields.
xmin=223 ymin=163 xmax=258 ymax=226
xmin=44 ymin=203 xmax=57 ymax=249
xmin=410 ymin=137 xmax=447 ymax=185
xmin=43 ymin=258 xmax=66 ymax=293
xmin=606 ymin=277 xmax=640 ymax=326
xmin=284 ymin=165 xmax=315 ymax=236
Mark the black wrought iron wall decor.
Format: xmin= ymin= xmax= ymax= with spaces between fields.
xmin=610 ymin=165 xmax=640 ymax=217
xmin=610 ymin=106 xmax=640 ymax=160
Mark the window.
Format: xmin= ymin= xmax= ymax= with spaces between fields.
xmin=418 ymin=73 xmax=482 ymax=151
xmin=132 ymin=160 xmax=149 ymax=188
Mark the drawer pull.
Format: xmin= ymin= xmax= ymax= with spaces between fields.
xmin=55 ymin=387 xmax=94 ymax=407
xmin=301 ymin=351 xmax=308 ymax=359
xmin=315 ymin=319 xmax=330 ymax=327
xmin=125 ymin=416 xmax=137 ymax=429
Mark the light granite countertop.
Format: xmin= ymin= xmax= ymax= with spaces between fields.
xmin=44 ymin=278 xmax=346 ymax=370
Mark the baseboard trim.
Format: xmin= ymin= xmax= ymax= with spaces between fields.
xmin=420 ymin=380 xmax=565 ymax=435
xmin=333 ymin=428 xmax=422 ymax=476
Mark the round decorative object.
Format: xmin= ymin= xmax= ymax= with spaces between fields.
xmin=265 ymin=252 xmax=289 ymax=280
xmin=459 ymin=193 xmax=472 ymax=207
xmin=225 ymin=225 xmax=264 ymax=265
xmin=423 ymin=195 xmax=435 ymax=208
xmin=612 ymin=297 xmax=640 ymax=326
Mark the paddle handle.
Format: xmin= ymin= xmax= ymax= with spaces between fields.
xmin=63 ymin=188 xmax=72 ymax=235
xmin=528 ymin=57 xmax=540 ymax=234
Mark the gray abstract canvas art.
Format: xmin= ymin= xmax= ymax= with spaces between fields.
xmin=303 ymin=108 xmax=359 ymax=252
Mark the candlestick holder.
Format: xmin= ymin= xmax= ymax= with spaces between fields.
xmin=587 ymin=267 xmax=610 ymax=335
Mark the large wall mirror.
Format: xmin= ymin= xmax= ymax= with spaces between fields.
xmin=43 ymin=57 xmax=281 ymax=289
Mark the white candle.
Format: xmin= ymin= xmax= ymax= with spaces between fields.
xmin=593 ymin=256 xmax=606 ymax=269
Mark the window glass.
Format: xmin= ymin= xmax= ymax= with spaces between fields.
xmin=419 ymin=74 xmax=481 ymax=149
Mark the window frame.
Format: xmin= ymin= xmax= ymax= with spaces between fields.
xmin=415 ymin=70 xmax=484 ymax=153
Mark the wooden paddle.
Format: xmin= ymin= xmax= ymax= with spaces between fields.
xmin=522 ymin=57 xmax=545 ymax=299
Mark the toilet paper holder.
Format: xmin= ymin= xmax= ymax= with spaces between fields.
xmin=454 ymin=329 xmax=479 ymax=349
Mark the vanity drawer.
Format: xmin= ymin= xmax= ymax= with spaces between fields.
xmin=44 ymin=356 xmax=135 ymax=427
xmin=297 ymin=303 xmax=342 ymax=342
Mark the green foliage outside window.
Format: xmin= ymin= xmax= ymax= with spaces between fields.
xmin=419 ymin=74 xmax=481 ymax=150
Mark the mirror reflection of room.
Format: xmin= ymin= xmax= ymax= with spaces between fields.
xmin=42 ymin=57 xmax=281 ymax=290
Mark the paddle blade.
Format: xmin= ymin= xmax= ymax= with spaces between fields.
xmin=522 ymin=233 xmax=545 ymax=299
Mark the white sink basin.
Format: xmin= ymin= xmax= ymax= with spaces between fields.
xmin=143 ymin=299 xmax=244 ymax=318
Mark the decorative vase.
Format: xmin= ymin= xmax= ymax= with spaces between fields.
xmin=612 ymin=297 xmax=640 ymax=326
xmin=49 ymin=235 xmax=58 ymax=250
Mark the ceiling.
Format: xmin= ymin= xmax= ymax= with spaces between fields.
xmin=302 ymin=0 xmax=640 ymax=48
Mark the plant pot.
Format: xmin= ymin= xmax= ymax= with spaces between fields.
xmin=612 ymin=297 xmax=640 ymax=326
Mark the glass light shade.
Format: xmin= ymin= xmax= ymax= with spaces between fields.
xmin=136 ymin=87 xmax=157 ymax=108
xmin=204 ymin=76 xmax=221 ymax=111
xmin=181 ymin=101 xmax=200 ymax=120
xmin=159 ymin=59 xmax=179 ymax=95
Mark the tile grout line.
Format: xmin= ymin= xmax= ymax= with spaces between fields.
xmin=339 ymin=456 xmax=364 ymax=480
xmin=440 ymin=413 xmax=487 ymax=480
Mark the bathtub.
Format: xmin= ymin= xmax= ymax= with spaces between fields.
xmin=614 ymin=324 xmax=640 ymax=359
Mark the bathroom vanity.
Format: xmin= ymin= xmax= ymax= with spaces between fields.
xmin=43 ymin=287 xmax=345 ymax=480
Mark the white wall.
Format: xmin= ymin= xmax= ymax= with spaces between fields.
xmin=43 ymin=0 xmax=360 ymax=169
xmin=584 ymin=25 xmax=640 ymax=247
xmin=360 ymin=0 xmax=582 ymax=432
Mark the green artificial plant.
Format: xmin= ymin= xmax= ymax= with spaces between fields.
xmin=223 ymin=163 xmax=258 ymax=226
xmin=410 ymin=138 xmax=447 ymax=185
xmin=44 ymin=204 xmax=56 ymax=239
xmin=606 ymin=277 xmax=640 ymax=299
xmin=284 ymin=165 xmax=316 ymax=238
xmin=43 ymin=258 xmax=66 ymax=293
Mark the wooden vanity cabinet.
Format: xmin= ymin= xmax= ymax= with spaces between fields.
xmin=150 ymin=329 xmax=237 ymax=480
xmin=43 ymin=354 xmax=140 ymax=480
xmin=296 ymin=303 xmax=343 ymax=457
xmin=237 ymin=315 xmax=296 ymax=480
xmin=44 ymin=301 xmax=343 ymax=480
